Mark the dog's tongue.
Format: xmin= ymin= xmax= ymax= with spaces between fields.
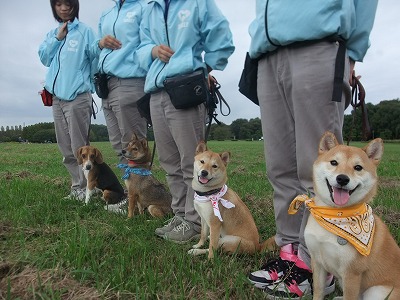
xmin=198 ymin=176 xmax=209 ymax=184
xmin=332 ymin=187 xmax=350 ymax=206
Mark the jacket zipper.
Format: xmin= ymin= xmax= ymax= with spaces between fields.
xmin=154 ymin=1 xmax=170 ymax=89
xmin=100 ymin=2 xmax=123 ymax=73
xmin=52 ymin=37 xmax=67 ymax=98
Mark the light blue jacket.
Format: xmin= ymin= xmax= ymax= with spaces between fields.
xmin=38 ymin=18 xmax=97 ymax=101
xmin=137 ymin=0 xmax=235 ymax=93
xmin=92 ymin=0 xmax=147 ymax=78
xmin=249 ymin=0 xmax=378 ymax=62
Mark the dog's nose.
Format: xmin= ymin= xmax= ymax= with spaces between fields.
xmin=85 ymin=165 xmax=91 ymax=170
xmin=201 ymin=170 xmax=208 ymax=177
xmin=121 ymin=150 xmax=126 ymax=155
xmin=336 ymin=174 xmax=350 ymax=186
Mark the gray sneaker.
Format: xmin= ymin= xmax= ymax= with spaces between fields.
xmin=163 ymin=219 xmax=200 ymax=244
xmin=64 ymin=189 xmax=85 ymax=202
xmin=155 ymin=215 xmax=183 ymax=237
xmin=104 ymin=197 xmax=128 ymax=215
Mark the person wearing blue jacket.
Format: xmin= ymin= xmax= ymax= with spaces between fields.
xmin=92 ymin=0 xmax=148 ymax=167
xmin=247 ymin=1 xmax=378 ymax=298
xmin=38 ymin=0 xmax=97 ymax=201
xmin=136 ymin=0 xmax=234 ymax=243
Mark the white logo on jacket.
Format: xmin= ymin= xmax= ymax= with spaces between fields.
xmin=124 ymin=11 xmax=136 ymax=23
xmin=68 ymin=39 xmax=78 ymax=52
xmin=178 ymin=10 xmax=190 ymax=29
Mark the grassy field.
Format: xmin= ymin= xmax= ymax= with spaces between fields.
xmin=0 ymin=140 xmax=399 ymax=299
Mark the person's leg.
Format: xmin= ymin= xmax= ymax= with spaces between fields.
xmin=68 ymin=92 xmax=92 ymax=189
xmin=290 ymin=42 xmax=348 ymax=268
xmin=151 ymin=90 xmax=205 ymax=242
xmin=53 ymin=94 xmax=91 ymax=195
xmin=102 ymin=78 xmax=123 ymax=162
xmin=260 ymin=41 xmax=347 ymax=298
xmin=116 ymin=78 xmax=148 ymax=147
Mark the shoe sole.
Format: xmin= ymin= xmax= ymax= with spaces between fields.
xmin=264 ymin=281 xmax=336 ymax=300
xmin=163 ymin=233 xmax=200 ymax=244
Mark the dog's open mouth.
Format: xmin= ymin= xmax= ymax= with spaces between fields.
xmin=198 ymin=176 xmax=212 ymax=185
xmin=326 ymin=179 xmax=359 ymax=206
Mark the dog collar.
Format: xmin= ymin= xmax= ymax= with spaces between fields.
xmin=194 ymin=185 xmax=235 ymax=222
xmin=288 ymin=194 xmax=375 ymax=256
xmin=117 ymin=164 xmax=152 ymax=179
xmin=194 ymin=188 xmax=222 ymax=196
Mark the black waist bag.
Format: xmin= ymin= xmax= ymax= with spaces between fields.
xmin=163 ymin=69 xmax=209 ymax=109
xmin=94 ymin=73 xmax=109 ymax=99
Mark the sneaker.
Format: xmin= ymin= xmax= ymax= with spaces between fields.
xmin=249 ymin=257 xmax=294 ymax=289
xmin=64 ymin=189 xmax=85 ymax=202
xmin=155 ymin=215 xmax=183 ymax=237
xmin=249 ymin=244 xmax=296 ymax=289
xmin=104 ymin=197 xmax=128 ymax=214
xmin=264 ymin=270 xmax=335 ymax=300
xmin=163 ymin=219 xmax=200 ymax=244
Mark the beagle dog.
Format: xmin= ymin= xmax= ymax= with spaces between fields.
xmin=76 ymin=146 xmax=125 ymax=205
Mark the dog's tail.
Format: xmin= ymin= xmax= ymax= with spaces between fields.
xmin=259 ymin=235 xmax=279 ymax=253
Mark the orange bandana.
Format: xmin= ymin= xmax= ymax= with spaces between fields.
xmin=288 ymin=194 xmax=375 ymax=256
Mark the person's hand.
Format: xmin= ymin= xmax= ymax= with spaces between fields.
xmin=349 ymin=59 xmax=361 ymax=86
xmin=57 ymin=22 xmax=68 ymax=41
xmin=152 ymin=45 xmax=174 ymax=63
xmin=98 ymin=35 xmax=122 ymax=50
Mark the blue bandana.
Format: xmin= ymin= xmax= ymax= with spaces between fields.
xmin=117 ymin=164 xmax=152 ymax=180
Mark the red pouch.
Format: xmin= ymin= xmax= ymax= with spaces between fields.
xmin=39 ymin=88 xmax=53 ymax=106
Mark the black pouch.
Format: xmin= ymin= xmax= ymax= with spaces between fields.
xmin=163 ymin=69 xmax=209 ymax=109
xmin=94 ymin=73 xmax=109 ymax=99
xmin=137 ymin=93 xmax=152 ymax=124
xmin=238 ymin=52 xmax=259 ymax=105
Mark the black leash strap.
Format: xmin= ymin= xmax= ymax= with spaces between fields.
xmin=205 ymin=76 xmax=231 ymax=142
xmin=346 ymin=75 xmax=372 ymax=145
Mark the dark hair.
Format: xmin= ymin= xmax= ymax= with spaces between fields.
xmin=50 ymin=0 xmax=79 ymax=22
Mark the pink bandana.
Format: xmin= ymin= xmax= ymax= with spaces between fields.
xmin=194 ymin=185 xmax=235 ymax=222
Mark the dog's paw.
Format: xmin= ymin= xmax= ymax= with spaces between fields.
xmin=191 ymin=242 xmax=203 ymax=249
xmin=188 ymin=249 xmax=208 ymax=256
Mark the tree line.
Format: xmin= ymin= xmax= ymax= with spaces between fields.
xmin=1 ymin=99 xmax=399 ymax=143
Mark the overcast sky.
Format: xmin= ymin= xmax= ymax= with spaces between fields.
xmin=0 ymin=1 xmax=399 ymax=129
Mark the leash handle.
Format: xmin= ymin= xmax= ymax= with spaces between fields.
xmin=346 ymin=75 xmax=372 ymax=145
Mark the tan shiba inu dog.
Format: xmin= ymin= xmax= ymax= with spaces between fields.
xmin=290 ymin=131 xmax=400 ymax=299
xmin=188 ymin=141 xmax=276 ymax=259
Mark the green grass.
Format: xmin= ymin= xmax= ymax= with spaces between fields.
xmin=0 ymin=140 xmax=399 ymax=299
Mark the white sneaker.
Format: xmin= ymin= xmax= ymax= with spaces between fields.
xmin=104 ymin=197 xmax=128 ymax=214
xmin=64 ymin=189 xmax=85 ymax=202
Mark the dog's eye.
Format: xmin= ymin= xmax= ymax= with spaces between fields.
xmin=354 ymin=165 xmax=363 ymax=171
xmin=90 ymin=154 xmax=95 ymax=159
xmin=200 ymin=160 xmax=204 ymax=164
xmin=212 ymin=164 xmax=218 ymax=169
xmin=330 ymin=160 xmax=338 ymax=166
xmin=82 ymin=154 xmax=86 ymax=158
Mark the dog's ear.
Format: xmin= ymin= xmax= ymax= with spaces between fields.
xmin=318 ymin=131 xmax=339 ymax=155
xmin=220 ymin=151 xmax=230 ymax=166
xmin=76 ymin=147 xmax=83 ymax=165
xmin=94 ymin=148 xmax=104 ymax=164
xmin=363 ymin=138 xmax=383 ymax=165
xmin=140 ymin=138 xmax=148 ymax=150
xmin=131 ymin=132 xmax=138 ymax=141
xmin=195 ymin=141 xmax=207 ymax=155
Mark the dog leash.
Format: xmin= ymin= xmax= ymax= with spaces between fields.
xmin=346 ymin=75 xmax=372 ymax=145
xmin=205 ymin=76 xmax=231 ymax=142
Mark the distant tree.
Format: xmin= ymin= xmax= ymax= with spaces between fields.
xmin=1 ymin=126 xmax=4 ymax=132
xmin=212 ymin=124 xmax=231 ymax=141
xmin=23 ymin=123 xmax=54 ymax=142
xmin=230 ymin=119 xmax=248 ymax=140
xmin=32 ymin=129 xmax=56 ymax=143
